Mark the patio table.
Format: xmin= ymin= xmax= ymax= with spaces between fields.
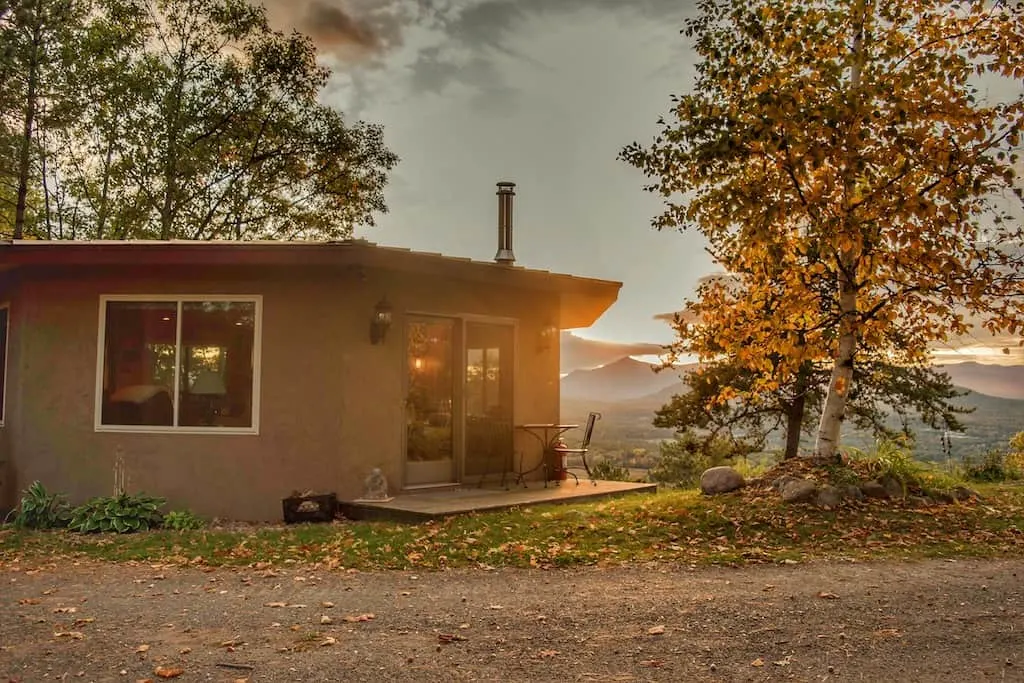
xmin=514 ymin=423 xmax=579 ymax=487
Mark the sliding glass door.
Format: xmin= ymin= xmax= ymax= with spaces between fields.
xmin=464 ymin=322 xmax=514 ymax=479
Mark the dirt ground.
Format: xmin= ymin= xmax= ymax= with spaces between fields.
xmin=1 ymin=557 xmax=1022 ymax=682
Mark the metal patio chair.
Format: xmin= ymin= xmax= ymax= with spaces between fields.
xmin=553 ymin=411 xmax=601 ymax=486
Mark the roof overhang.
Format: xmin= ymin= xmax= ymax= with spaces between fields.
xmin=0 ymin=240 xmax=621 ymax=329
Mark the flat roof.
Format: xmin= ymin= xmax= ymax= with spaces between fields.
xmin=0 ymin=239 xmax=621 ymax=329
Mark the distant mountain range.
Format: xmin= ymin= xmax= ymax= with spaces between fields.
xmin=562 ymin=357 xmax=1024 ymax=403
xmin=560 ymin=356 xmax=1024 ymax=461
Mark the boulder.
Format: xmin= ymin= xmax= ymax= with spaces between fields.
xmin=860 ymin=480 xmax=890 ymax=499
xmin=781 ymin=479 xmax=818 ymax=503
xmin=700 ymin=466 xmax=746 ymax=495
xmin=816 ymin=485 xmax=842 ymax=509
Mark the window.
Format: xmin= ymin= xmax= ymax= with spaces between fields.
xmin=97 ymin=296 xmax=260 ymax=432
xmin=0 ymin=304 xmax=8 ymax=425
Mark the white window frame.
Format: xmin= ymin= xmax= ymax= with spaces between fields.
xmin=94 ymin=294 xmax=262 ymax=435
xmin=0 ymin=302 xmax=9 ymax=427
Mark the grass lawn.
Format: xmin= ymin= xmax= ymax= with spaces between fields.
xmin=3 ymin=484 xmax=1023 ymax=571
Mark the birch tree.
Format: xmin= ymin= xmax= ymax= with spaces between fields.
xmin=622 ymin=0 xmax=1024 ymax=458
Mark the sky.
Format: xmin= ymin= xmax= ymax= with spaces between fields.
xmin=264 ymin=0 xmax=1022 ymax=365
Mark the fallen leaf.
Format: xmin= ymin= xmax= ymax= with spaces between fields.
xmin=72 ymin=618 xmax=95 ymax=627
xmin=437 ymin=633 xmax=467 ymax=644
xmin=320 ymin=615 xmax=333 ymax=625
xmin=537 ymin=649 xmax=559 ymax=658
xmin=342 ymin=613 xmax=375 ymax=623
xmin=178 ymin=647 xmax=191 ymax=654
xmin=321 ymin=601 xmax=335 ymax=608
xmin=751 ymin=658 xmax=765 ymax=667
xmin=774 ymin=656 xmax=792 ymax=666
xmin=18 ymin=598 xmax=41 ymax=605
xmin=320 ymin=636 xmax=337 ymax=647
xmin=640 ymin=660 xmax=664 ymax=668
xmin=817 ymin=592 xmax=840 ymax=600
xmin=135 ymin=644 xmax=150 ymax=654
xmin=53 ymin=631 xmax=84 ymax=640
xmin=220 ymin=637 xmax=245 ymax=648
xmin=153 ymin=666 xmax=184 ymax=678
xmin=264 ymin=602 xmax=287 ymax=608
xmin=647 ymin=625 xmax=666 ymax=635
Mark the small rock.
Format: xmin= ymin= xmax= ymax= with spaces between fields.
xmin=816 ymin=485 xmax=841 ymax=509
xmin=953 ymin=485 xmax=980 ymax=502
xmin=880 ymin=475 xmax=905 ymax=499
xmin=839 ymin=484 xmax=865 ymax=501
xmin=908 ymin=496 xmax=932 ymax=508
xmin=781 ymin=479 xmax=818 ymax=503
xmin=771 ymin=475 xmax=800 ymax=492
xmin=700 ymin=466 xmax=745 ymax=495
xmin=860 ymin=481 xmax=889 ymax=499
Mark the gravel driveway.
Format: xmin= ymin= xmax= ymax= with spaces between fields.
xmin=2 ymin=557 xmax=1022 ymax=682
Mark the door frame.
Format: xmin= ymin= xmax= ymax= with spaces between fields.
xmin=402 ymin=311 xmax=518 ymax=489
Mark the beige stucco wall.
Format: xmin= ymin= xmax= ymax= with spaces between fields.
xmin=0 ymin=265 xmax=561 ymax=520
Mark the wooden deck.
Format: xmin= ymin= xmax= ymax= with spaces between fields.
xmin=340 ymin=479 xmax=658 ymax=522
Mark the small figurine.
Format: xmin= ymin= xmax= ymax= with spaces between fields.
xmin=363 ymin=468 xmax=389 ymax=501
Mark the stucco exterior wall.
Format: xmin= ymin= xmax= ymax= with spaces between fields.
xmin=0 ymin=265 xmax=561 ymax=520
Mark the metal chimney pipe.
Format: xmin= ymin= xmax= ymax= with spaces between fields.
xmin=494 ymin=181 xmax=516 ymax=265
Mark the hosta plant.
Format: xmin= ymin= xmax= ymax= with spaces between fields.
xmin=68 ymin=492 xmax=166 ymax=534
xmin=11 ymin=481 xmax=71 ymax=529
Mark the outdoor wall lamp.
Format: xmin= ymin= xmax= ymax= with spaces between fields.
xmin=538 ymin=321 xmax=558 ymax=351
xmin=370 ymin=297 xmax=393 ymax=345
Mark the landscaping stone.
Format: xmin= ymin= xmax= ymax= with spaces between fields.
xmin=840 ymin=484 xmax=865 ymax=502
xmin=816 ymin=485 xmax=841 ymax=509
xmin=772 ymin=475 xmax=800 ymax=492
xmin=700 ymin=466 xmax=746 ymax=495
xmin=880 ymin=475 xmax=905 ymax=499
xmin=861 ymin=481 xmax=890 ymax=499
xmin=781 ymin=479 xmax=818 ymax=503
xmin=953 ymin=485 xmax=980 ymax=502
xmin=928 ymin=489 xmax=956 ymax=504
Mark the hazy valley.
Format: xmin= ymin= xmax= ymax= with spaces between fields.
xmin=561 ymin=357 xmax=1024 ymax=468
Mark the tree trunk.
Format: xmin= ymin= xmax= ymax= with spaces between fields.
xmin=783 ymin=365 xmax=810 ymax=459
xmin=813 ymin=0 xmax=867 ymax=461
xmin=95 ymin=141 xmax=115 ymax=239
xmin=14 ymin=23 xmax=42 ymax=240
xmin=815 ymin=277 xmax=858 ymax=460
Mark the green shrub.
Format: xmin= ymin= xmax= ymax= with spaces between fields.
xmin=962 ymin=449 xmax=1024 ymax=483
xmin=162 ymin=509 xmax=204 ymax=531
xmin=588 ymin=459 xmax=632 ymax=482
xmin=10 ymin=481 xmax=70 ymax=529
xmin=648 ymin=433 xmax=728 ymax=487
xmin=68 ymin=492 xmax=165 ymax=534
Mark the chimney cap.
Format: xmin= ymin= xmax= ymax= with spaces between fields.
xmin=496 ymin=181 xmax=516 ymax=190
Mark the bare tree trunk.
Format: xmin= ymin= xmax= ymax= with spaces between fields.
xmin=14 ymin=23 xmax=42 ymax=240
xmin=96 ymin=141 xmax=115 ymax=239
xmin=783 ymin=365 xmax=810 ymax=459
